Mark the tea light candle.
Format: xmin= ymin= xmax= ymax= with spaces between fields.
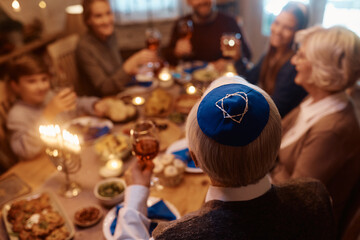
xmin=158 ymin=68 xmax=174 ymax=88
xmin=186 ymin=85 xmax=197 ymax=95
xmin=99 ymin=157 xmax=123 ymax=178
xmin=132 ymin=96 xmax=145 ymax=106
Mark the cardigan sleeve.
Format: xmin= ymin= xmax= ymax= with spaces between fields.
xmin=76 ymin=43 xmax=131 ymax=96
xmin=285 ymin=131 xmax=348 ymax=184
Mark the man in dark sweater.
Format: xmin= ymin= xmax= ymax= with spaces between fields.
xmin=164 ymin=0 xmax=251 ymax=74
xmin=114 ymin=76 xmax=335 ymax=240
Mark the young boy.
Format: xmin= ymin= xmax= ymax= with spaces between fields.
xmin=7 ymin=54 xmax=108 ymax=160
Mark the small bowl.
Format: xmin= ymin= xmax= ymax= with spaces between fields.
xmin=74 ymin=205 xmax=103 ymax=228
xmin=94 ymin=178 xmax=126 ymax=207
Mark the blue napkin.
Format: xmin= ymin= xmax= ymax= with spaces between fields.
xmin=110 ymin=200 xmax=176 ymax=236
xmin=172 ymin=148 xmax=196 ymax=168
xmin=183 ymin=61 xmax=208 ymax=74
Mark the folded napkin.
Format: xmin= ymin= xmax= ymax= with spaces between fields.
xmin=110 ymin=200 xmax=176 ymax=236
xmin=172 ymin=148 xmax=197 ymax=168
xmin=183 ymin=62 xmax=208 ymax=74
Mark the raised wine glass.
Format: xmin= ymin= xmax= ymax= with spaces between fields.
xmin=130 ymin=119 xmax=163 ymax=190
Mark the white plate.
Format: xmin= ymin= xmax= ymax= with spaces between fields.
xmin=117 ymin=81 xmax=159 ymax=98
xmin=166 ymin=138 xmax=203 ymax=173
xmin=2 ymin=191 xmax=75 ymax=240
xmin=62 ymin=116 xmax=114 ymax=144
xmin=102 ymin=196 xmax=180 ymax=240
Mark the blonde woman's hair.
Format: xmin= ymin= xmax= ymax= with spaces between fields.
xmin=185 ymin=77 xmax=282 ymax=187
xmin=297 ymin=26 xmax=360 ymax=92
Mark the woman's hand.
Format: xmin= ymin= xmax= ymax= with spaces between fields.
xmin=43 ymin=88 xmax=77 ymax=120
xmin=123 ymin=49 xmax=160 ymax=75
xmin=124 ymin=160 xmax=154 ymax=187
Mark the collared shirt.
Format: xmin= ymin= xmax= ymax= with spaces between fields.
xmin=114 ymin=175 xmax=272 ymax=240
xmin=281 ymin=91 xmax=349 ymax=149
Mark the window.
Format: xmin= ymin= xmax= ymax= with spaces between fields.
xmin=110 ymin=0 xmax=182 ymax=25
xmin=322 ymin=0 xmax=360 ymax=36
xmin=261 ymin=0 xmax=309 ymax=36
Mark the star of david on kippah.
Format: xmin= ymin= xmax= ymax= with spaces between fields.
xmin=215 ymin=92 xmax=248 ymax=124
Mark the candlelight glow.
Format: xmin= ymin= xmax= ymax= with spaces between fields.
xmin=225 ymin=72 xmax=235 ymax=77
xmin=186 ymin=85 xmax=196 ymax=95
xmin=62 ymin=129 xmax=81 ymax=153
xmin=106 ymin=159 xmax=122 ymax=170
xmin=132 ymin=96 xmax=145 ymax=106
xmin=159 ymin=72 xmax=171 ymax=81
xmin=66 ymin=4 xmax=84 ymax=14
xmin=12 ymin=0 xmax=21 ymax=12
xmin=228 ymin=39 xmax=235 ymax=47
xmin=39 ymin=1 xmax=46 ymax=8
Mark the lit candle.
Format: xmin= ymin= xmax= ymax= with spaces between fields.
xmin=158 ymin=68 xmax=174 ymax=88
xmin=39 ymin=124 xmax=61 ymax=148
xmin=186 ymin=85 xmax=197 ymax=95
xmin=224 ymin=72 xmax=235 ymax=77
xmin=62 ymin=129 xmax=81 ymax=154
xmin=132 ymin=96 xmax=145 ymax=106
xmin=99 ymin=157 xmax=123 ymax=178
xmin=12 ymin=0 xmax=21 ymax=12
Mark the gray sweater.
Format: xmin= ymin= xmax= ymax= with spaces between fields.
xmin=7 ymin=91 xmax=98 ymax=160
xmin=75 ymin=32 xmax=131 ymax=97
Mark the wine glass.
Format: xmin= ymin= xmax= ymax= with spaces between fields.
xmin=130 ymin=119 xmax=163 ymax=190
xmin=177 ymin=19 xmax=193 ymax=39
xmin=145 ymin=27 xmax=161 ymax=51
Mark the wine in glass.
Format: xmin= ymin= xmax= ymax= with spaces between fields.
xmin=177 ymin=19 xmax=193 ymax=39
xmin=130 ymin=120 xmax=163 ymax=190
xmin=221 ymin=32 xmax=242 ymax=58
xmin=145 ymin=28 xmax=161 ymax=51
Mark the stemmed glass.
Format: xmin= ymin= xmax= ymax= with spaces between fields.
xmin=221 ymin=32 xmax=242 ymax=58
xmin=130 ymin=119 xmax=163 ymax=190
xmin=145 ymin=28 xmax=162 ymax=76
xmin=177 ymin=19 xmax=193 ymax=39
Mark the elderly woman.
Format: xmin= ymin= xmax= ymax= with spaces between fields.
xmin=113 ymin=76 xmax=334 ymax=240
xmin=75 ymin=0 xmax=159 ymax=97
xmin=244 ymin=2 xmax=308 ymax=117
xmin=271 ymin=26 xmax=360 ymax=229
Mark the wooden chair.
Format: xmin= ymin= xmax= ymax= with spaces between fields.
xmin=46 ymin=34 xmax=80 ymax=89
xmin=0 ymin=81 xmax=17 ymax=173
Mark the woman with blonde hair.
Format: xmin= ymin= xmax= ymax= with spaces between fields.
xmin=271 ymin=26 xmax=360 ymax=233
xmin=244 ymin=1 xmax=309 ymax=117
xmin=113 ymin=76 xmax=334 ymax=239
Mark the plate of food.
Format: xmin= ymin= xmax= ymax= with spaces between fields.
xmin=63 ymin=116 xmax=113 ymax=144
xmin=174 ymin=94 xmax=201 ymax=114
xmin=2 ymin=191 xmax=75 ymax=240
xmin=166 ymin=138 xmax=203 ymax=173
xmin=101 ymin=98 xmax=138 ymax=123
xmin=192 ymin=67 xmax=219 ymax=82
xmin=121 ymin=118 xmax=183 ymax=152
xmin=102 ymin=196 xmax=180 ymax=240
xmin=145 ymin=88 xmax=173 ymax=117
xmin=94 ymin=133 xmax=131 ymax=161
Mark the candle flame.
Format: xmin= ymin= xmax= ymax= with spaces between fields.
xmin=132 ymin=96 xmax=145 ymax=105
xmin=39 ymin=0 xmax=46 ymax=8
xmin=12 ymin=0 xmax=21 ymax=12
xmin=186 ymin=85 xmax=196 ymax=95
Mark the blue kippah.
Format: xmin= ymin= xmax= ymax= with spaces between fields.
xmin=197 ymin=84 xmax=270 ymax=146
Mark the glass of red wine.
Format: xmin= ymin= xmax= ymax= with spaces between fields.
xmin=130 ymin=119 xmax=163 ymax=190
xmin=177 ymin=19 xmax=193 ymax=39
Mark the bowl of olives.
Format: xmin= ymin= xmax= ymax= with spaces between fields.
xmin=94 ymin=178 xmax=126 ymax=206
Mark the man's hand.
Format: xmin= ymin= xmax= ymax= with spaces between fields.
xmin=123 ymin=49 xmax=161 ymax=75
xmin=124 ymin=160 xmax=154 ymax=187
xmin=174 ymin=38 xmax=192 ymax=58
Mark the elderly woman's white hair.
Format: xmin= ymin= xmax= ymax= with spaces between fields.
xmin=185 ymin=76 xmax=281 ymax=187
xmin=295 ymin=26 xmax=360 ymax=92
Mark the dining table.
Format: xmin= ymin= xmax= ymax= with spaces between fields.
xmin=0 ymin=77 xmax=213 ymax=240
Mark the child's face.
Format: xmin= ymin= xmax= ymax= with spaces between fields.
xmin=12 ymin=73 xmax=50 ymax=105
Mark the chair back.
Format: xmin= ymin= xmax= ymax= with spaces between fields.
xmin=46 ymin=34 xmax=79 ymax=89
xmin=0 ymin=81 xmax=17 ymax=172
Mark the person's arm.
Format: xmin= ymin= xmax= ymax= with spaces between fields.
xmin=163 ymin=19 xmax=182 ymax=66
xmin=114 ymin=161 xmax=154 ymax=240
xmin=7 ymin=109 xmax=45 ymax=160
xmin=76 ymin=44 xmax=131 ymax=96
xmin=273 ymin=131 xmax=345 ymax=185
xmin=115 ymin=185 xmax=151 ymax=240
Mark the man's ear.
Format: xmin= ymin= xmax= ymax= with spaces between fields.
xmin=189 ymin=150 xmax=199 ymax=167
